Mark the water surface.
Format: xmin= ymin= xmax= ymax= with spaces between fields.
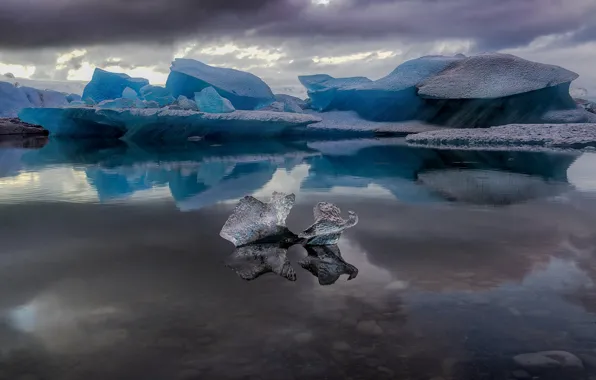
xmin=2 ymin=136 xmax=596 ymax=379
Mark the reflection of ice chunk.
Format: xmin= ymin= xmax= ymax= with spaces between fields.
xmin=220 ymin=192 xmax=297 ymax=247
xmin=166 ymin=58 xmax=275 ymax=110
xmin=195 ymin=87 xmax=235 ymax=113
xmin=418 ymin=169 xmax=571 ymax=205
xmin=225 ymin=244 xmax=296 ymax=281
xmin=82 ymin=68 xmax=149 ymax=103
xmin=299 ymin=245 xmax=358 ymax=285
xmin=299 ymin=202 xmax=358 ymax=245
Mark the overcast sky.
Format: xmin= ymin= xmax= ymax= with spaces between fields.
xmin=1 ymin=0 xmax=595 ymax=95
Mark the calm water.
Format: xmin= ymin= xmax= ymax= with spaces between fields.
xmin=3 ymin=136 xmax=596 ymax=379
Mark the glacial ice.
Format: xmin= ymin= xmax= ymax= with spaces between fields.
xmin=66 ymin=93 xmax=82 ymax=103
xmin=220 ymin=192 xmax=297 ymax=247
xmin=299 ymin=202 xmax=358 ymax=246
xmin=166 ymin=58 xmax=275 ymax=110
xmin=18 ymin=107 xmax=322 ymax=140
xmin=195 ymin=87 xmax=235 ymax=113
xmin=274 ymin=94 xmax=307 ymax=110
xmin=225 ymin=244 xmax=297 ymax=281
xmin=97 ymin=98 xmax=144 ymax=109
xmin=139 ymin=85 xmax=175 ymax=107
xmin=176 ymin=95 xmax=199 ymax=111
xmin=258 ymin=95 xmax=303 ymax=113
xmin=0 ymin=81 xmax=70 ymax=117
xmin=82 ymin=68 xmax=149 ymax=103
xmin=299 ymin=245 xmax=358 ymax=285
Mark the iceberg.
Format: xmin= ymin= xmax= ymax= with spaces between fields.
xmin=220 ymin=192 xmax=297 ymax=247
xmin=299 ymin=202 xmax=358 ymax=246
xmin=139 ymin=85 xmax=175 ymax=107
xmin=66 ymin=93 xmax=82 ymax=103
xmin=275 ymin=94 xmax=307 ymax=110
xmin=82 ymin=68 xmax=149 ymax=103
xmin=121 ymin=87 xmax=139 ymax=100
xmin=300 ymin=53 xmax=587 ymax=127
xmin=225 ymin=244 xmax=297 ymax=281
xmin=195 ymin=87 xmax=235 ymax=113
xmin=299 ymin=245 xmax=358 ymax=285
xmin=166 ymin=58 xmax=275 ymax=110
xmin=18 ymin=107 xmax=321 ymax=140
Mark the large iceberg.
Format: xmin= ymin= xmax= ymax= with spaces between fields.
xmin=82 ymin=68 xmax=149 ymax=103
xmin=166 ymin=58 xmax=275 ymax=110
xmin=18 ymin=107 xmax=322 ymax=140
xmin=300 ymin=53 xmax=591 ymax=127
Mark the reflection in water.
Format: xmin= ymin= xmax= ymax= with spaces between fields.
xmin=300 ymin=245 xmax=359 ymax=285
xmin=225 ymin=244 xmax=297 ymax=282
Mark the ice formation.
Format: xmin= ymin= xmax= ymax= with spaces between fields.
xmin=176 ymin=95 xmax=199 ymax=111
xmin=299 ymin=245 xmax=358 ymax=285
xmin=195 ymin=87 xmax=235 ymax=113
xmin=274 ymin=94 xmax=307 ymax=110
xmin=406 ymin=123 xmax=596 ymax=149
xmin=139 ymin=85 xmax=175 ymax=107
xmin=299 ymin=202 xmax=359 ymax=246
xmin=225 ymin=244 xmax=297 ymax=281
xmin=66 ymin=93 xmax=82 ymax=103
xmin=220 ymin=192 xmax=297 ymax=247
xmin=82 ymin=68 xmax=149 ymax=103
xmin=18 ymin=107 xmax=322 ymax=140
xmin=122 ymin=87 xmax=139 ymax=99
xmin=166 ymin=58 xmax=275 ymax=110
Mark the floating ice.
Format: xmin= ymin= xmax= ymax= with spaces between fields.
xmin=166 ymin=58 xmax=275 ymax=110
xmin=220 ymin=192 xmax=297 ymax=247
xmin=299 ymin=202 xmax=358 ymax=246
xmin=66 ymin=93 xmax=82 ymax=103
xmin=18 ymin=107 xmax=322 ymax=140
xmin=82 ymin=68 xmax=149 ymax=103
xmin=225 ymin=244 xmax=297 ymax=281
xmin=1 ymin=81 xmax=70 ymax=117
xmin=176 ymin=95 xmax=199 ymax=111
xmin=195 ymin=87 xmax=235 ymax=113
xmin=139 ymin=85 xmax=175 ymax=107
xmin=258 ymin=97 xmax=303 ymax=113
xmin=299 ymin=245 xmax=358 ymax=285
xmin=275 ymin=94 xmax=307 ymax=110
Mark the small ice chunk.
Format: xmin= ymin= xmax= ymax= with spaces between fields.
xmin=225 ymin=244 xmax=296 ymax=281
xmin=139 ymin=85 xmax=175 ymax=107
xmin=122 ymin=87 xmax=139 ymax=99
xmin=195 ymin=87 xmax=235 ymax=113
xmin=299 ymin=202 xmax=358 ymax=245
xmin=299 ymin=245 xmax=358 ymax=285
xmin=220 ymin=192 xmax=296 ymax=247
xmin=176 ymin=95 xmax=199 ymax=111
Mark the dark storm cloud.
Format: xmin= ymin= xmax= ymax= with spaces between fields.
xmin=1 ymin=0 xmax=595 ymax=50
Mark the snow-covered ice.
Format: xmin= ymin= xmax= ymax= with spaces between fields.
xmin=406 ymin=123 xmax=596 ymax=149
xmin=166 ymin=58 xmax=275 ymax=110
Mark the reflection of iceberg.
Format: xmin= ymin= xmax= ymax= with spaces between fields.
xmin=418 ymin=169 xmax=572 ymax=205
xmin=299 ymin=245 xmax=358 ymax=285
xmin=225 ymin=244 xmax=296 ymax=281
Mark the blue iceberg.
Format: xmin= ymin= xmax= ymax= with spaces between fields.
xmin=0 ymin=81 xmax=69 ymax=117
xmin=176 ymin=95 xmax=199 ymax=111
xmin=121 ymin=87 xmax=139 ymax=100
xmin=195 ymin=87 xmax=235 ymax=113
xmin=166 ymin=58 xmax=275 ymax=110
xmin=82 ymin=68 xmax=149 ymax=103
